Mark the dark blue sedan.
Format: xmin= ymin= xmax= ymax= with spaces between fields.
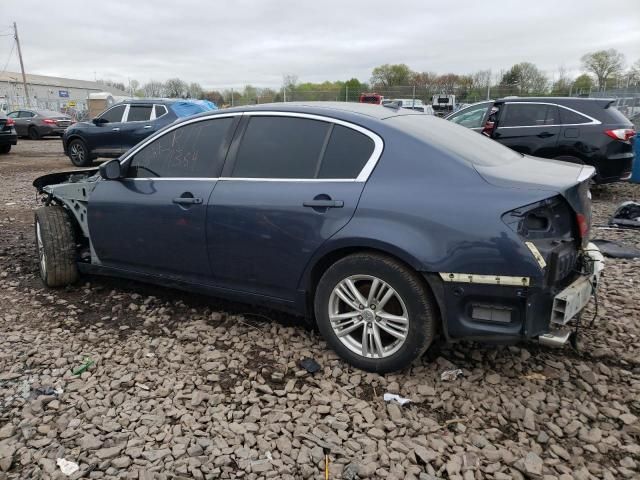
xmin=62 ymin=99 xmax=216 ymax=167
xmin=34 ymin=102 xmax=603 ymax=372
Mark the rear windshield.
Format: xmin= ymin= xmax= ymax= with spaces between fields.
xmin=603 ymin=106 xmax=633 ymax=125
xmin=388 ymin=114 xmax=522 ymax=167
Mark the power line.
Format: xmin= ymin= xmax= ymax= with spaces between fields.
xmin=0 ymin=38 xmax=16 ymax=74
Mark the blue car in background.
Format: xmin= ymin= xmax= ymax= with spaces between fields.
xmin=62 ymin=99 xmax=217 ymax=166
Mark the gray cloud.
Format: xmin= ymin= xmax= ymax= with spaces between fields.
xmin=1 ymin=0 xmax=639 ymax=89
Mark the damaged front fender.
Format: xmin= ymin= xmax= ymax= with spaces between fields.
xmin=33 ymin=169 xmax=100 ymax=240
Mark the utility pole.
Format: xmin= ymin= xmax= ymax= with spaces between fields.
xmin=345 ymin=85 xmax=348 ymax=102
xmin=13 ymin=22 xmax=30 ymax=107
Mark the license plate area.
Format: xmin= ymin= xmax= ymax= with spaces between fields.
xmin=550 ymin=276 xmax=593 ymax=324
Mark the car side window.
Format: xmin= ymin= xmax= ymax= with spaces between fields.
xmin=154 ymin=105 xmax=168 ymax=119
xmin=559 ymin=107 xmax=591 ymax=125
xmin=126 ymin=105 xmax=152 ymax=122
xmin=318 ymin=125 xmax=374 ymax=179
xmin=501 ymin=104 xmax=551 ymax=127
xmin=7 ymin=112 xmax=19 ymax=119
xmin=19 ymin=111 xmax=35 ymax=118
xmin=449 ymin=103 xmax=491 ymax=128
xmin=127 ymin=117 xmax=234 ymax=178
xmin=232 ymin=116 xmax=330 ymax=179
xmin=99 ymin=105 xmax=126 ymax=123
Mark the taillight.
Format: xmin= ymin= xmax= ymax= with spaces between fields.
xmin=43 ymin=119 xmax=57 ymax=125
xmin=576 ymin=213 xmax=589 ymax=240
xmin=6 ymin=118 xmax=14 ymax=126
xmin=605 ymin=128 xmax=636 ymax=142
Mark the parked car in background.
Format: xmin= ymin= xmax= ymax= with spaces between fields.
xmin=0 ymin=112 xmax=18 ymax=154
xmin=34 ymin=102 xmax=602 ymax=372
xmin=446 ymin=97 xmax=636 ymax=184
xmin=432 ymin=94 xmax=456 ymax=116
xmin=384 ymin=99 xmax=434 ymax=114
xmin=359 ymin=93 xmax=384 ymax=104
xmin=7 ymin=109 xmax=73 ymax=139
xmin=62 ymin=99 xmax=217 ymax=167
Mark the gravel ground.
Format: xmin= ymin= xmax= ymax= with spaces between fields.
xmin=1 ymin=140 xmax=639 ymax=480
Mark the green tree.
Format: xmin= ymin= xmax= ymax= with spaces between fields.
xmin=573 ymin=74 xmax=594 ymax=93
xmin=370 ymin=64 xmax=414 ymax=87
xmin=500 ymin=62 xmax=548 ymax=94
xmin=339 ymin=78 xmax=367 ymax=102
xmin=581 ymin=49 xmax=625 ymax=90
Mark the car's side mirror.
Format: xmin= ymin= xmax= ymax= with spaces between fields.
xmin=99 ymin=159 xmax=123 ymax=180
xmin=92 ymin=117 xmax=108 ymax=125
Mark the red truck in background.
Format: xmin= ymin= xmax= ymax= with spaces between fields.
xmin=359 ymin=93 xmax=384 ymax=104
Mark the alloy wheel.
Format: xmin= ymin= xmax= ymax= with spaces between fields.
xmin=36 ymin=221 xmax=46 ymax=279
xmin=328 ymin=274 xmax=409 ymax=359
xmin=70 ymin=143 xmax=85 ymax=163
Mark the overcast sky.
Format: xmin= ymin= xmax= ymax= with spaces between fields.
xmin=1 ymin=0 xmax=639 ymax=89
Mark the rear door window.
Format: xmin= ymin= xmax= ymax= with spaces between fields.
xmin=19 ymin=111 xmax=35 ymax=118
xmin=128 ymin=117 xmax=234 ymax=178
xmin=154 ymin=104 xmax=168 ymax=119
xmin=126 ymin=105 xmax=153 ymax=122
xmin=232 ymin=116 xmax=330 ymax=179
xmin=100 ymin=105 xmax=126 ymax=123
xmin=318 ymin=125 xmax=374 ymax=179
xmin=501 ymin=103 xmax=553 ymax=127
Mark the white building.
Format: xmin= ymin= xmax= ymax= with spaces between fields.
xmin=0 ymin=71 xmax=128 ymax=114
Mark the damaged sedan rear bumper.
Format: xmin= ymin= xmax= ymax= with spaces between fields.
xmin=426 ymin=243 xmax=604 ymax=345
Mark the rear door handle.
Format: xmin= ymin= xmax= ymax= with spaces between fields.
xmin=173 ymin=197 xmax=203 ymax=205
xmin=537 ymin=131 xmax=554 ymax=138
xmin=303 ymin=200 xmax=344 ymax=208
xmin=112 ymin=127 xmax=120 ymax=131
xmin=144 ymin=125 xmax=152 ymax=129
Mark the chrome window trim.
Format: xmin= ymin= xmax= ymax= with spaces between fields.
xmin=119 ymin=110 xmax=384 ymax=183
xmin=497 ymin=102 xmax=601 ymax=129
xmin=151 ymin=104 xmax=168 ymax=121
xmin=123 ymin=104 xmax=154 ymax=123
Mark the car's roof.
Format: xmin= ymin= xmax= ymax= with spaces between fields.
xmin=495 ymin=96 xmax=615 ymax=106
xmin=193 ymin=101 xmax=423 ymax=121
xmin=35 ymin=109 xmax=68 ymax=117
xmin=119 ymin=98 xmax=178 ymax=105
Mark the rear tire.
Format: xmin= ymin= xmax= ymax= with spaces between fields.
xmin=34 ymin=206 xmax=79 ymax=287
xmin=0 ymin=144 xmax=10 ymax=154
xmin=28 ymin=126 xmax=41 ymax=140
xmin=68 ymin=139 xmax=92 ymax=167
xmin=314 ymin=252 xmax=437 ymax=373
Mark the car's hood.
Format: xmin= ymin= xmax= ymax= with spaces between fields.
xmin=33 ymin=168 xmax=99 ymax=193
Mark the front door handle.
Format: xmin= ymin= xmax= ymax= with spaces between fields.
xmin=173 ymin=197 xmax=203 ymax=205
xmin=537 ymin=131 xmax=554 ymax=138
xmin=112 ymin=127 xmax=120 ymax=131
xmin=144 ymin=125 xmax=152 ymax=129
xmin=303 ymin=199 xmax=344 ymax=208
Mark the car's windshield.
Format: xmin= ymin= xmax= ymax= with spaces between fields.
xmin=389 ymin=114 xmax=522 ymax=166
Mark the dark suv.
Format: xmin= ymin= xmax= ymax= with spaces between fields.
xmin=446 ymin=97 xmax=636 ymax=183
xmin=62 ymin=99 xmax=215 ymax=167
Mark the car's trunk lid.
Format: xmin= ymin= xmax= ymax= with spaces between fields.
xmin=474 ymin=156 xmax=594 ymax=247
